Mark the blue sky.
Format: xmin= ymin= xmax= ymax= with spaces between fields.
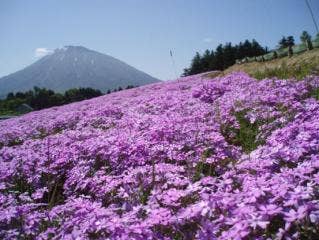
xmin=1 ymin=0 xmax=319 ymax=80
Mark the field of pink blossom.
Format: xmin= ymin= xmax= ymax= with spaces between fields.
xmin=1 ymin=72 xmax=319 ymax=239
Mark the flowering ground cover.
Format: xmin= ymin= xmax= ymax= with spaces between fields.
xmin=1 ymin=72 xmax=319 ymax=239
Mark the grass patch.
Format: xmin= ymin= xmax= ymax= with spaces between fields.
xmin=253 ymin=60 xmax=319 ymax=80
xmin=219 ymin=48 xmax=319 ymax=80
xmin=309 ymin=88 xmax=319 ymax=100
xmin=221 ymin=110 xmax=264 ymax=153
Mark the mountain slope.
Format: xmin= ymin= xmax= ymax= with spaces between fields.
xmin=0 ymin=46 xmax=160 ymax=97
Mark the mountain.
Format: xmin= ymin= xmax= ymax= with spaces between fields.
xmin=0 ymin=46 xmax=160 ymax=98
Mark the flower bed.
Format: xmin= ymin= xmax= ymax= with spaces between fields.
xmin=1 ymin=72 xmax=319 ymax=239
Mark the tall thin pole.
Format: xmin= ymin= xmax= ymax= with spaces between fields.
xmin=170 ymin=50 xmax=178 ymax=79
xmin=305 ymin=0 xmax=319 ymax=34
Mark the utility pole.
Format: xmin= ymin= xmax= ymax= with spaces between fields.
xmin=170 ymin=50 xmax=178 ymax=79
xmin=305 ymin=0 xmax=319 ymax=34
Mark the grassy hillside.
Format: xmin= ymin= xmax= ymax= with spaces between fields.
xmin=206 ymin=48 xmax=319 ymax=80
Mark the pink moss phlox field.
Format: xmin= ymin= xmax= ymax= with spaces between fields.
xmin=1 ymin=72 xmax=319 ymax=239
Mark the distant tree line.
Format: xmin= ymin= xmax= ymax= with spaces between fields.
xmin=0 ymin=85 xmax=136 ymax=115
xmin=184 ymin=31 xmax=319 ymax=76
xmin=276 ymin=31 xmax=317 ymax=50
xmin=276 ymin=31 xmax=318 ymax=50
xmin=106 ymin=85 xmax=135 ymax=94
xmin=183 ymin=39 xmax=267 ymax=76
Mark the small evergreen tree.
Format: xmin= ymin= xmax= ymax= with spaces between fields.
xmin=190 ymin=52 xmax=203 ymax=74
xmin=286 ymin=36 xmax=295 ymax=46
xmin=222 ymin=43 xmax=235 ymax=69
xmin=242 ymin=40 xmax=253 ymax=57
xmin=278 ymin=36 xmax=294 ymax=56
xmin=287 ymin=36 xmax=295 ymax=57
xmin=278 ymin=36 xmax=288 ymax=49
xmin=6 ymin=92 xmax=14 ymax=100
xmin=214 ymin=44 xmax=224 ymax=70
xmin=300 ymin=31 xmax=313 ymax=50
xmin=251 ymin=39 xmax=266 ymax=56
xmin=201 ymin=50 xmax=212 ymax=72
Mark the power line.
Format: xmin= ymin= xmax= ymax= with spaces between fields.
xmin=305 ymin=0 xmax=319 ymax=34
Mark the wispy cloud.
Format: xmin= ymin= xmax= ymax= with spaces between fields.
xmin=34 ymin=48 xmax=53 ymax=58
xmin=203 ymin=37 xmax=214 ymax=43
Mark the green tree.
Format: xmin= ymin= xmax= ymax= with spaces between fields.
xmin=279 ymin=36 xmax=295 ymax=48
xmin=30 ymin=87 xmax=55 ymax=109
xmin=201 ymin=49 xmax=212 ymax=72
xmin=190 ymin=52 xmax=203 ymax=74
xmin=251 ymin=39 xmax=266 ymax=56
xmin=208 ymin=50 xmax=217 ymax=70
xmin=48 ymin=93 xmax=65 ymax=106
xmin=64 ymin=88 xmax=101 ymax=103
xmin=6 ymin=92 xmax=14 ymax=100
xmin=287 ymin=36 xmax=295 ymax=57
xmin=214 ymin=44 xmax=224 ymax=70
xmin=125 ymin=85 xmax=135 ymax=89
xmin=278 ymin=36 xmax=288 ymax=49
xmin=235 ymin=42 xmax=244 ymax=60
xmin=15 ymin=92 xmax=26 ymax=99
xmin=278 ymin=36 xmax=294 ymax=56
xmin=300 ymin=31 xmax=313 ymax=50
xmin=223 ymin=43 xmax=236 ymax=69
xmin=242 ymin=40 xmax=253 ymax=57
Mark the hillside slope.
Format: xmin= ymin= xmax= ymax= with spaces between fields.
xmin=1 ymin=73 xmax=319 ymax=239
xmin=0 ymin=46 xmax=160 ymax=98
xmin=206 ymin=48 xmax=319 ymax=79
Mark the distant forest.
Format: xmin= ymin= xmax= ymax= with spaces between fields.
xmin=183 ymin=39 xmax=267 ymax=76
xmin=183 ymin=31 xmax=319 ymax=76
xmin=0 ymin=85 xmax=136 ymax=115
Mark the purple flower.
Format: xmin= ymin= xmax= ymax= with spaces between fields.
xmin=1 ymin=72 xmax=319 ymax=239
xmin=284 ymin=206 xmax=308 ymax=223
